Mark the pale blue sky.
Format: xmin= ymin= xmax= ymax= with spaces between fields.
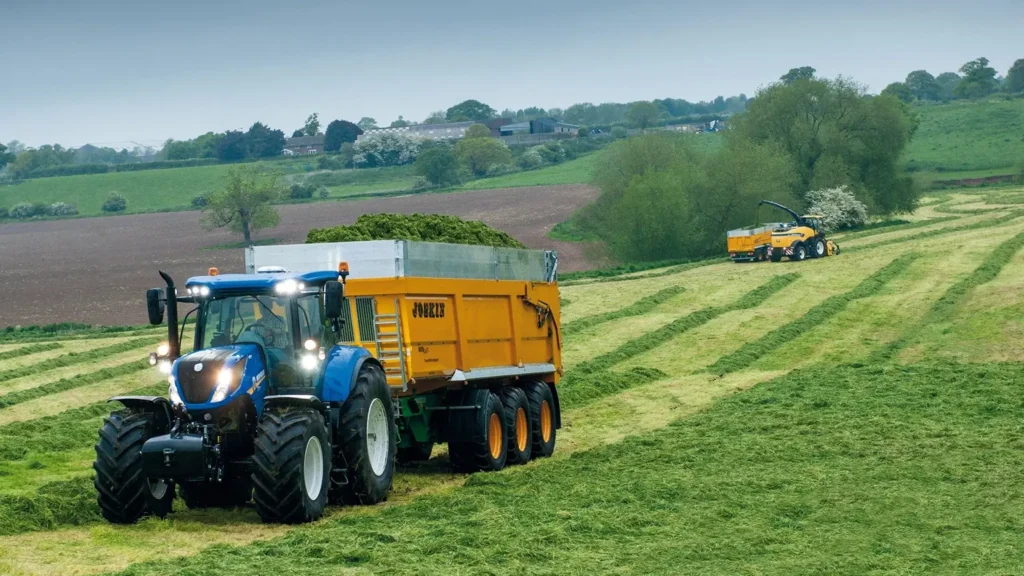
xmin=1 ymin=0 xmax=1021 ymax=147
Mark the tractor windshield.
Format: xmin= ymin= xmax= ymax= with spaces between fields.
xmin=198 ymin=295 xmax=301 ymax=387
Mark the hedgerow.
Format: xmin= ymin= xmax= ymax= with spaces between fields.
xmin=306 ymin=213 xmax=525 ymax=248
xmin=707 ymin=253 xmax=918 ymax=375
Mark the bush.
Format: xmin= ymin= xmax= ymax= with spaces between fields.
xmin=806 ymin=186 xmax=869 ymax=231
xmin=353 ymin=133 xmax=420 ymax=168
xmin=486 ymin=163 xmax=515 ymax=177
xmin=414 ymin=146 xmax=461 ymax=186
xmin=191 ymin=195 xmax=208 ymax=208
xmin=0 ymin=207 xmax=7 ymax=219
xmin=45 ymin=202 xmax=78 ymax=217
xmin=317 ymin=186 xmax=331 ymax=199
xmin=578 ymin=127 xmax=590 ymax=138
xmin=518 ymin=148 xmax=544 ymax=169
xmin=306 ymin=213 xmax=524 ymax=248
xmin=611 ymin=126 xmax=628 ymax=139
xmin=537 ymin=142 xmax=566 ymax=164
xmin=317 ymin=155 xmax=347 ymax=171
xmin=289 ymin=183 xmax=315 ymax=199
xmin=10 ymin=202 xmax=39 ymax=219
xmin=101 ymin=193 xmax=127 ymax=213
xmin=455 ymin=138 xmax=513 ymax=177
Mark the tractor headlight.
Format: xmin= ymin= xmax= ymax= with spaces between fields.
xmin=275 ymin=279 xmax=304 ymax=295
xmin=167 ymin=375 xmax=183 ymax=406
xmin=156 ymin=342 xmax=170 ymax=357
xmin=300 ymin=354 xmax=319 ymax=372
xmin=210 ymin=367 xmax=236 ymax=403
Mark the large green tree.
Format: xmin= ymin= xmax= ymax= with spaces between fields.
xmin=323 ymin=119 xmax=363 ymax=152
xmin=780 ymin=66 xmax=816 ymax=85
xmin=627 ymin=101 xmax=660 ymax=130
xmin=454 ymin=137 xmax=511 ymax=177
xmin=954 ymin=57 xmax=998 ymax=99
xmin=882 ymin=82 xmax=913 ymax=103
xmin=732 ymin=76 xmax=918 ymax=214
xmin=935 ymin=72 xmax=961 ymax=100
xmin=357 ymin=117 xmax=378 ymax=131
xmin=1006 ymin=59 xmax=1024 ymax=94
xmin=445 ymin=100 xmax=496 ymax=123
xmin=6 ymin=144 xmax=76 ymax=178
xmin=905 ymin=70 xmax=940 ymax=101
xmin=216 ymin=131 xmax=248 ymax=161
xmin=245 ymin=122 xmax=286 ymax=158
xmin=303 ymin=113 xmax=321 ymax=136
xmin=202 ymin=166 xmax=282 ymax=244
xmin=415 ymin=144 xmax=460 ymax=186
xmin=0 ymin=143 xmax=15 ymax=170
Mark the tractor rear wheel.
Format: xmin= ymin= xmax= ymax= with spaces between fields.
xmin=501 ymin=387 xmax=532 ymax=465
xmin=179 ymin=475 xmax=253 ymax=509
xmin=524 ymin=382 xmax=557 ymax=459
xmin=789 ymin=243 xmax=807 ymax=262
xmin=94 ymin=411 xmax=175 ymax=523
xmin=336 ymin=363 xmax=397 ymax=505
xmin=448 ymin=390 xmax=508 ymax=473
xmin=810 ymin=238 xmax=826 ymax=258
xmin=252 ymin=407 xmax=330 ymax=523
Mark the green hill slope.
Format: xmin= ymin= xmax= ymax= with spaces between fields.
xmin=906 ymin=98 xmax=1024 ymax=172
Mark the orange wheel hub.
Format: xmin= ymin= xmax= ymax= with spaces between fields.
xmin=488 ymin=412 xmax=503 ymax=459
xmin=515 ymin=407 xmax=528 ymax=452
xmin=540 ymin=400 xmax=552 ymax=443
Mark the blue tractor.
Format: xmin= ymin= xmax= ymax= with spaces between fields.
xmin=94 ymin=268 xmax=397 ymax=524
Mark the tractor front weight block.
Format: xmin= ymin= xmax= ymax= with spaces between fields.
xmin=141 ymin=433 xmax=209 ymax=483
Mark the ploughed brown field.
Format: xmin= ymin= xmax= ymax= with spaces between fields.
xmin=0 ymin=185 xmax=598 ymax=327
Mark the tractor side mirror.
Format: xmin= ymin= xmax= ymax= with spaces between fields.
xmin=324 ymin=281 xmax=343 ymax=319
xmin=146 ymin=288 xmax=165 ymax=325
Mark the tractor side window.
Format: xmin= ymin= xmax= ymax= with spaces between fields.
xmin=297 ymin=294 xmax=323 ymax=344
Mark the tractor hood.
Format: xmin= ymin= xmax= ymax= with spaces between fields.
xmin=171 ymin=344 xmax=267 ymax=407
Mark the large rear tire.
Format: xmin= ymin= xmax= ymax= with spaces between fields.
xmin=524 ymin=382 xmax=557 ymax=459
xmin=252 ymin=407 xmax=330 ymax=523
xmin=789 ymin=243 xmax=807 ymax=262
xmin=448 ymin=390 xmax=507 ymax=473
xmin=810 ymin=238 xmax=826 ymax=258
xmin=94 ymin=411 xmax=175 ymax=523
xmin=337 ymin=363 xmax=397 ymax=505
xmin=179 ymin=475 xmax=253 ymax=509
xmin=501 ymin=387 xmax=532 ymax=465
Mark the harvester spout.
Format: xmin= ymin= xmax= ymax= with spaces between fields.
xmin=158 ymin=270 xmax=180 ymax=358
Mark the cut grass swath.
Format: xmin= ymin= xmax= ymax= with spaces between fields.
xmin=870 ymin=230 xmax=1024 ymax=362
xmin=559 ymin=273 xmax=799 ymax=408
xmin=0 ymin=476 xmax=99 ymax=536
xmin=0 ymin=342 xmax=62 ymax=362
xmin=561 ymin=259 xmax=718 ymax=286
xmin=0 ymin=337 xmax=159 ymax=385
xmin=563 ymin=286 xmax=686 ymax=335
xmin=0 ymin=323 xmax=159 ymax=344
xmin=835 ymin=215 xmax=960 ymax=242
xmin=0 ymin=359 xmax=151 ymax=409
xmin=844 ymin=210 xmax=1024 ymax=253
xmin=706 ymin=253 xmax=917 ymax=375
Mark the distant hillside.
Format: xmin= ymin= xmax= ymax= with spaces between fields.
xmin=906 ymin=98 xmax=1024 ymax=172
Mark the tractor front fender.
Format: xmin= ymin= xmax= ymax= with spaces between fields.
xmin=317 ymin=345 xmax=384 ymax=403
xmin=109 ymin=396 xmax=172 ymax=432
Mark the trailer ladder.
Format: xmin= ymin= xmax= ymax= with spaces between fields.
xmin=373 ymin=298 xmax=408 ymax=392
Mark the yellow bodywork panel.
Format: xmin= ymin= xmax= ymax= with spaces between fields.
xmin=771 ymin=226 xmax=817 ymax=249
xmin=340 ymin=277 xmax=561 ymax=393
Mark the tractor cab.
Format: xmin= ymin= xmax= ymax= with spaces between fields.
xmin=798 ymin=214 xmax=825 ymax=235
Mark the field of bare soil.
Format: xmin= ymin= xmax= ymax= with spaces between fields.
xmin=0 ymin=185 xmax=598 ymax=327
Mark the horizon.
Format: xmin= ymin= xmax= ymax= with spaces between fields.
xmin=2 ymin=0 xmax=1021 ymax=149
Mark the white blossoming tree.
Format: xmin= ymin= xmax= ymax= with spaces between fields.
xmin=806 ymin=185 xmax=869 ymax=231
xmin=352 ymin=133 xmax=420 ymax=168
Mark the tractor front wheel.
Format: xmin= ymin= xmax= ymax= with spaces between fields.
xmin=337 ymin=363 xmax=397 ymax=505
xmin=789 ymin=243 xmax=807 ymax=262
xmin=252 ymin=407 xmax=331 ymax=523
xmin=810 ymin=238 xmax=826 ymax=258
xmin=94 ymin=411 xmax=174 ymax=523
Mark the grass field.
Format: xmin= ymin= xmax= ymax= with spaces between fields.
xmin=905 ymin=98 xmax=1024 ymax=172
xmin=0 ymin=187 xmax=1023 ymax=575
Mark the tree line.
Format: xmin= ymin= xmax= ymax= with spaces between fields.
xmin=881 ymin=57 xmax=1024 ymax=103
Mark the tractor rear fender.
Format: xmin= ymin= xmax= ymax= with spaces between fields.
xmin=108 ymin=396 xmax=172 ymax=432
xmin=317 ymin=345 xmax=384 ymax=404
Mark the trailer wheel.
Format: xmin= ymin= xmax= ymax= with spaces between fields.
xmin=252 ymin=407 xmax=330 ymax=523
xmin=448 ymin=390 xmax=507 ymax=473
xmin=789 ymin=243 xmax=807 ymax=262
xmin=397 ymin=441 xmax=434 ymax=464
xmin=337 ymin=363 xmax=397 ymax=505
xmin=524 ymin=382 xmax=557 ymax=459
xmin=94 ymin=411 xmax=175 ymax=523
xmin=501 ymin=387 xmax=532 ymax=465
xmin=179 ymin=476 xmax=253 ymax=509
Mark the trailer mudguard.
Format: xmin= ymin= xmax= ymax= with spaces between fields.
xmin=109 ymin=396 xmax=172 ymax=431
xmin=317 ymin=345 xmax=379 ymax=403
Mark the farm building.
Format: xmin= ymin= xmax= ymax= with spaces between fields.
xmin=499 ymin=118 xmax=580 ymax=136
xmin=282 ymin=135 xmax=325 ymax=155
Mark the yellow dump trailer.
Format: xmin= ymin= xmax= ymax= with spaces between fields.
xmin=246 ymin=241 xmax=562 ymax=473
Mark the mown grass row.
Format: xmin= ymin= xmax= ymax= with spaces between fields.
xmin=0 ymin=342 xmax=62 ymax=362
xmin=845 ymin=210 xmax=1024 ymax=253
xmin=563 ymin=286 xmax=686 ymax=335
xmin=561 ymin=259 xmax=718 ymax=287
xmin=0 ymin=337 xmax=159 ymax=385
xmin=108 ymin=361 xmax=1024 ymax=576
xmin=0 ymin=358 xmax=151 ymax=409
xmin=870 ymin=230 xmax=1024 ymax=362
xmin=706 ymin=254 xmax=917 ymax=375
xmin=835 ymin=215 xmax=960 ymax=242
xmin=559 ymin=273 xmax=800 ymax=408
